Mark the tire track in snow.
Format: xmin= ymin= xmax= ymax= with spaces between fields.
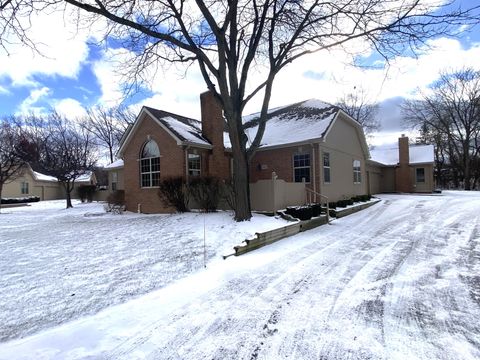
xmin=107 ymin=195 xmax=480 ymax=360
xmin=383 ymin=198 xmax=480 ymax=360
xmin=110 ymin=199 xmax=425 ymax=359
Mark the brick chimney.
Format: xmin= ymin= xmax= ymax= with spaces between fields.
xmin=395 ymin=135 xmax=412 ymax=192
xmin=200 ymin=90 xmax=229 ymax=179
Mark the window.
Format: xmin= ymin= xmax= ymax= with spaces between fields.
xmin=21 ymin=181 xmax=29 ymax=194
xmin=416 ymin=168 xmax=425 ymax=183
xmin=323 ymin=152 xmax=331 ymax=183
xmin=140 ymin=140 xmax=161 ymax=187
xmin=188 ymin=153 xmax=201 ymax=177
xmin=111 ymin=172 xmax=118 ymax=191
xmin=293 ymin=153 xmax=310 ymax=183
xmin=353 ymin=160 xmax=361 ymax=184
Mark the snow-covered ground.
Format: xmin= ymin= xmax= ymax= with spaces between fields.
xmin=1 ymin=192 xmax=480 ymax=359
xmin=0 ymin=200 xmax=289 ymax=342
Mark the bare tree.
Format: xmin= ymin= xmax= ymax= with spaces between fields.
xmin=20 ymin=113 xmax=98 ymax=208
xmin=336 ymin=86 xmax=380 ymax=135
xmin=404 ymin=68 xmax=480 ymax=190
xmin=2 ymin=0 xmax=479 ymax=219
xmin=82 ymin=105 xmax=135 ymax=163
xmin=0 ymin=119 xmax=26 ymax=213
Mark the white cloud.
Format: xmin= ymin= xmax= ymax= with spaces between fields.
xmin=53 ymin=98 xmax=87 ymax=118
xmin=0 ymin=9 xmax=90 ymax=87
xmin=17 ymin=87 xmax=51 ymax=114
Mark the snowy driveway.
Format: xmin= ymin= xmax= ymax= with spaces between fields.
xmin=1 ymin=192 xmax=480 ymax=359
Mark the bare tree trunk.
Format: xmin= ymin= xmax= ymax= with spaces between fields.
xmin=464 ymin=155 xmax=471 ymax=190
xmin=232 ymin=146 xmax=251 ymax=221
xmin=0 ymin=182 xmax=3 ymax=214
xmin=108 ymin=146 xmax=114 ymax=164
xmin=63 ymin=182 xmax=73 ymax=208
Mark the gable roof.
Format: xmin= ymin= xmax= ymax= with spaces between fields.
xmin=143 ymin=107 xmax=211 ymax=146
xmin=117 ymin=106 xmax=212 ymax=157
xmin=240 ymin=99 xmax=340 ymax=148
xmin=370 ymin=144 xmax=434 ymax=166
xmin=117 ymin=98 xmax=369 ymax=159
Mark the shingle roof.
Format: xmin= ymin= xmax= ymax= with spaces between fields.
xmin=222 ymin=99 xmax=341 ymax=148
xmin=144 ymin=107 xmax=211 ymax=146
xmin=369 ymin=144 xmax=434 ymax=165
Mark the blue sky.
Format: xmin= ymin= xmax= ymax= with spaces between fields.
xmin=0 ymin=1 xmax=479 ymax=146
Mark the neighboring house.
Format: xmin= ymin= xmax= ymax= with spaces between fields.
xmin=1 ymin=164 xmax=97 ymax=201
xmin=106 ymin=91 xmax=435 ymax=214
xmin=2 ymin=165 xmax=63 ymax=201
xmin=367 ymin=136 xmax=435 ymax=194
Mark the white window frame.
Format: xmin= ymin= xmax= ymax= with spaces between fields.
xmin=140 ymin=140 xmax=161 ymax=188
xmin=188 ymin=153 xmax=201 ymax=177
xmin=21 ymin=181 xmax=29 ymax=194
xmin=111 ymin=171 xmax=118 ymax=191
xmin=293 ymin=153 xmax=311 ymax=183
xmin=353 ymin=160 xmax=361 ymax=184
xmin=323 ymin=152 xmax=331 ymax=184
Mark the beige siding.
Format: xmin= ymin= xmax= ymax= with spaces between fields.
xmin=33 ymin=183 xmax=64 ymax=200
xmin=250 ymin=178 xmax=305 ymax=212
xmin=412 ymin=164 xmax=434 ymax=192
xmin=380 ymin=167 xmax=396 ymax=192
xmin=1 ymin=169 xmax=63 ymax=200
xmin=2 ymin=170 xmax=36 ymax=198
xmin=319 ymin=114 xmax=368 ymax=202
xmin=108 ymin=168 xmax=125 ymax=191
xmin=366 ymin=163 xmax=382 ymax=195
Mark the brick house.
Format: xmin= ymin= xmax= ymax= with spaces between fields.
xmin=108 ymin=91 xmax=434 ymax=214
xmin=367 ymin=136 xmax=435 ymax=194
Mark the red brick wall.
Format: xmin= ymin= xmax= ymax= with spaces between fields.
xmin=200 ymin=91 xmax=230 ymax=179
xmin=395 ymin=136 xmax=412 ymax=192
xmin=123 ymin=114 xmax=185 ymax=213
xmin=250 ymin=144 xmax=319 ymax=192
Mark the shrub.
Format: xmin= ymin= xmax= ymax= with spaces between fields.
xmin=104 ymin=190 xmax=125 ymax=214
xmin=1 ymin=196 xmax=40 ymax=204
xmin=77 ymin=185 xmax=96 ymax=203
xmin=310 ymin=203 xmax=321 ymax=217
xmin=285 ymin=206 xmax=313 ymax=220
xmin=189 ymin=176 xmax=221 ymax=212
xmin=158 ymin=177 xmax=189 ymax=212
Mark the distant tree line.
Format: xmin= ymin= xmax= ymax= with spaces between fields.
xmin=403 ymin=68 xmax=480 ymax=190
xmin=0 ymin=106 xmax=133 ymax=209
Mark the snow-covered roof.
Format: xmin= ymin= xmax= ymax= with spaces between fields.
xmin=104 ymin=159 xmax=124 ymax=170
xmin=370 ymin=144 xmax=434 ymax=165
xmin=33 ymin=171 xmax=57 ymax=182
xmin=242 ymin=99 xmax=340 ymax=148
xmin=144 ymin=107 xmax=211 ymax=146
xmin=120 ymin=99 xmax=353 ymax=152
xmin=76 ymin=171 xmax=95 ymax=183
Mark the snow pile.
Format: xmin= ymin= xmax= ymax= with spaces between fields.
xmin=104 ymin=159 xmax=124 ymax=169
xmin=33 ymin=171 xmax=57 ymax=182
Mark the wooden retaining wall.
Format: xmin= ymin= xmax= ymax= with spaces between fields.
xmin=225 ymin=199 xmax=381 ymax=258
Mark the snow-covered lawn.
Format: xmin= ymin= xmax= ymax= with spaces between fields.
xmin=0 ymin=200 xmax=289 ymax=342
xmin=1 ymin=191 xmax=480 ymax=360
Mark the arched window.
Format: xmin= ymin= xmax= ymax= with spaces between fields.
xmin=140 ymin=140 xmax=160 ymax=187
